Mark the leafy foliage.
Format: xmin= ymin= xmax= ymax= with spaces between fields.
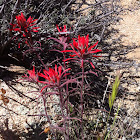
xmin=109 ymin=75 xmax=120 ymax=109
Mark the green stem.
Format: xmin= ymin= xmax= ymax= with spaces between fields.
xmin=105 ymin=106 xmax=120 ymax=140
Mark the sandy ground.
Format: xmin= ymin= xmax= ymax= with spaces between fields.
xmin=115 ymin=0 xmax=140 ymax=61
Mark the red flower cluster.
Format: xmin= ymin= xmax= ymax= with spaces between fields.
xmin=56 ymin=25 xmax=67 ymax=33
xmin=23 ymin=66 xmax=38 ymax=82
xmin=24 ymin=65 xmax=71 ymax=90
xmin=62 ymin=34 xmax=102 ymax=68
xmin=56 ymin=25 xmax=71 ymax=43
xmin=10 ymin=12 xmax=39 ymax=37
xmin=38 ymin=65 xmax=71 ymax=86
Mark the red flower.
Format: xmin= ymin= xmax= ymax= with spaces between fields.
xmin=38 ymin=65 xmax=71 ymax=86
xmin=56 ymin=25 xmax=70 ymax=40
xmin=62 ymin=34 xmax=102 ymax=68
xmin=23 ymin=66 xmax=38 ymax=82
xmin=10 ymin=12 xmax=39 ymax=37
xmin=56 ymin=25 xmax=67 ymax=33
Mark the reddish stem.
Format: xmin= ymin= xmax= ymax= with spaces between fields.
xmin=80 ymin=59 xmax=84 ymax=139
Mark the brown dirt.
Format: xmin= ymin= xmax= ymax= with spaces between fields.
xmin=111 ymin=1 xmax=140 ymax=138
xmin=114 ymin=0 xmax=140 ymax=62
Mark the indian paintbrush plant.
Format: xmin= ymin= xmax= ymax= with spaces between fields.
xmin=9 ymin=12 xmax=119 ymax=140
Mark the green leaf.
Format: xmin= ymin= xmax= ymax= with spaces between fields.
xmin=109 ymin=94 xmax=112 ymax=109
xmin=69 ymin=104 xmax=73 ymax=113
xmin=109 ymin=75 xmax=120 ymax=109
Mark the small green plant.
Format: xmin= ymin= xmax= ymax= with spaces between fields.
xmin=109 ymin=75 xmax=120 ymax=110
xmin=105 ymin=74 xmax=121 ymax=139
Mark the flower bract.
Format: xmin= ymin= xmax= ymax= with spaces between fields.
xmin=62 ymin=34 xmax=102 ymax=68
xmin=10 ymin=12 xmax=39 ymax=37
